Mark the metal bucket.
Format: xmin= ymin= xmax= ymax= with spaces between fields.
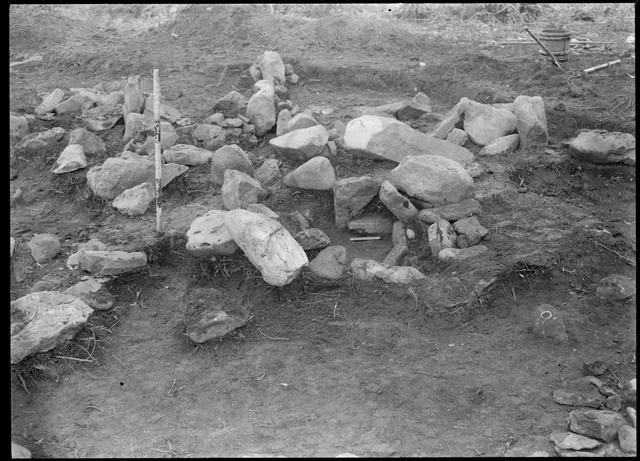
xmin=538 ymin=24 xmax=571 ymax=61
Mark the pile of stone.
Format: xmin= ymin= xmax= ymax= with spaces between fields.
xmin=548 ymin=371 xmax=636 ymax=456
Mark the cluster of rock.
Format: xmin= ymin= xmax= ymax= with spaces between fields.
xmin=11 ymin=234 xmax=147 ymax=365
xmin=548 ymin=368 xmax=636 ymax=456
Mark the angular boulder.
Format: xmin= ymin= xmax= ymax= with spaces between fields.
xmin=280 ymin=112 xmax=318 ymax=136
xmin=389 ymin=155 xmax=474 ymax=205
xmin=123 ymin=112 xmax=153 ymax=143
xmin=513 ymin=95 xmax=548 ymax=149
xmin=68 ymin=127 xmax=106 ymax=155
xmin=567 ymin=130 xmax=635 ymax=164
xmin=11 ymin=291 xmax=93 ymax=364
xmin=82 ymin=104 xmax=122 ymax=131
xmin=453 ymin=216 xmax=488 ymax=246
xmin=213 ymin=90 xmax=248 ymax=117
xmin=283 ymin=156 xmax=336 ymax=190
xmin=51 ymin=144 xmax=87 ymax=174
xmin=54 ymin=93 xmax=91 ymax=115
xmin=294 ymin=228 xmax=331 ymax=250
xmin=462 ymin=100 xmax=517 ymax=147
xmin=246 ymin=80 xmax=276 ymax=136
xmin=269 ymin=125 xmax=329 ymax=161
xmin=163 ymin=144 xmax=213 ymax=166
xmin=344 ymin=115 xmax=475 ymax=165
xmin=191 ymin=123 xmax=226 ymax=150
xmin=379 ymin=180 xmax=419 ymax=221
xmin=568 ymin=409 xmax=628 ymax=442
xmin=446 ymin=128 xmax=468 ymax=146
xmin=185 ymin=210 xmax=238 ymax=257
xmin=211 ymin=144 xmax=254 ymax=186
xmin=254 ymin=158 xmax=282 ymax=188
xmin=333 ymin=176 xmax=382 ymax=229
xmin=122 ymin=75 xmax=145 ymax=119
xmin=224 ymin=209 xmax=308 ymax=286
xmin=396 ymin=92 xmax=432 ymax=121
xmin=78 ymin=250 xmax=147 ymax=276
xmin=112 ymin=182 xmax=154 ymax=216
xmin=221 ymin=169 xmax=269 ymax=210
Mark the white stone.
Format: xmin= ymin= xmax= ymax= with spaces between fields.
xmin=51 ymin=144 xmax=87 ymax=174
xmin=163 ymin=144 xmax=213 ymax=166
xmin=283 ymin=156 xmax=336 ymax=190
xmin=438 ymin=245 xmax=488 ymax=263
xmin=463 ymin=100 xmax=517 ymax=147
xmin=350 ymin=258 xmax=425 ymax=284
xmin=78 ymin=250 xmax=147 ymax=275
xmin=221 ymin=169 xmax=269 ymax=210
xmin=185 ymin=210 xmax=238 ymax=257
xmin=480 ymin=133 xmax=520 ymax=156
xmin=269 ymin=125 xmax=329 ymax=161
xmin=112 ymin=182 xmax=154 ymax=216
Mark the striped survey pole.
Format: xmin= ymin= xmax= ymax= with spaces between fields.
xmin=153 ymin=69 xmax=163 ymax=234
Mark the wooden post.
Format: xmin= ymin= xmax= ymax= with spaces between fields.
xmin=524 ymin=27 xmax=564 ymax=71
xmin=153 ymin=69 xmax=162 ymax=234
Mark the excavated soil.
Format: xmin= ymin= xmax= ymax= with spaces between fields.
xmin=10 ymin=4 xmax=636 ymax=457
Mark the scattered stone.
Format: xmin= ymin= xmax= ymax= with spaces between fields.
xmin=66 ymin=239 xmax=108 ymax=270
xmin=595 ymin=274 xmax=636 ymax=301
xmin=284 ymin=63 xmax=294 ymax=75
xmin=10 ymin=114 xmax=29 ymax=144
xmin=184 ymin=288 xmax=248 ymax=343
xmin=446 ymin=128 xmax=468 ymax=146
xmin=226 ymin=117 xmax=243 ymax=128
xmin=213 ymin=91 xmax=248 ymax=117
xmin=68 ymin=127 xmax=106 ymax=155
xmin=255 ymin=51 xmax=286 ymax=85
xmin=453 ymin=216 xmax=488 ymax=246
xmin=344 ymin=115 xmax=475 ymax=165
xmin=159 ymin=121 xmax=179 ymax=149
xmin=63 ymin=278 xmax=115 ymax=311
xmin=379 ymin=180 xmax=419 ymax=221
xmin=221 ymin=169 xmax=269 ymax=210
xmin=383 ymin=244 xmax=408 ymax=266
xmin=82 ymin=104 xmax=122 ymax=131
xmin=246 ymin=203 xmax=279 ymax=220
xmin=568 ymin=408 xmax=628 ymax=442
xmin=531 ymin=303 xmax=568 ymax=343
xmin=390 ymin=155 xmax=474 ymax=206
xmin=283 ymin=156 xmax=336 ymax=190
xmin=15 ymin=127 xmax=66 ymax=153
xmin=294 ymin=228 xmax=331 ymax=250
xmin=210 ymin=144 xmax=254 ymax=185
xmin=348 ymin=215 xmax=394 ymax=235
xmin=463 ymin=99 xmax=517 ymax=146
xmin=274 ymin=84 xmax=289 ymax=100
xmin=51 ymin=144 xmax=87 ymax=174
xmin=224 ymin=209 xmax=308 ymax=286
xmin=396 ymin=92 xmax=432 ymax=121
xmin=10 ymin=291 xmax=93 ymax=364
xmin=112 ymin=182 xmax=154 ymax=216
xmin=163 ymin=144 xmax=212 ymax=166
xmin=307 ymin=245 xmax=347 ymax=280
xmin=34 ymin=88 xmax=65 ymax=114
xmin=269 ymin=125 xmax=329 ymax=161
xmin=11 ymin=441 xmax=31 ymax=459
xmin=28 ymin=233 xmax=61 ymax=263
xmin=350 ymin=258 xmax=425 ymax=285
xmin=617 ymin=425 xmax=636 ymax=453
xmin=333 ymin=176 xmax=382 ymax=229
xmin=281 ymin=112 xmax=318 ymax=136
xmin=553 ymin=378 xmax=606 ymax=409
xmin=191 ymin=123 xmax=226 ymax=150
xmin=246 ymin=79 xmax=277 ymax=136
xmin=513 ymin=95 xmax=548 ymax=149
xmin=54 ymin=93 xmax=92 ymax=115
xmin=392 ymin=221 xmax=408 ymax=247
xmin=204 ymin=113 xmax=225 ymax=125
xmin=549 ymin=431 xmax=601 ymax=451
xmin=185 ymin=210 xmax=238 ymax=257
xmin=604 ymin=394 xmax=623 ymax=411
xmin=480 ymin=133 xmax=520 ymax=156
xmin=427 ymin=219 xmax=457 ymax=258
xmin=357 ymin=101 xmax=405 ymax=118
xmin=583 ymin=360 xmax=609 ymax=377
xmin=417 ymin=199 xmax=482 ymax=224
xmin=254 ymin=158 xmax=282 ymax=189
xmin=122 ymin=75 xmax=144 ymax=119
xmin=78 ymin=250 xmax=147 ymax=276
xmin=276 ymin=108 xmax=293 ymax=136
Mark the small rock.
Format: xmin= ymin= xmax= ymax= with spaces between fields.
xmin=254 ymin=158 xmax=282 ymax=189
xmin=568 ymin=408 xmax=627 ymax=442
xmin=78 ymin=250 xmax=147 ymax=276
xmin=437 ymin=245 xmax=488 ymax=263
xmin=480 ymin=133 xmax=520 ymax=156
xmin=68 ymin=128 xmax=106 ymax=156
xmin=64 ymin=277 xmax=115 ymax=311
xmin=617 ymin=425 xmax=636 ymax=453
xmin=221 ymin=169 xmax=269 ymax=210
xmin=348 ymin=214 xmax=394 ymax=235
xmin=294 ymin=228 xmax=331 ymax=250
xmin=123 ymin=112 xmax=153 ymax=143
xmin=269 ymin=125 xmax=329 ymax=161
xmin=549 ymin=430 xmax=601 ymax=450
xmin=281 ymin=112 xmax=318 ymax=136
xmin=446 ymin=128 xmax=468 ymax=146
xmin=417 ymin=199 xmax=482 ymax=224
xmin=112 ymin=182 xmax=154 ymax=216
xmin=274 ymin=84 xmax=289 ymax=100
xmin=142 ymin=96 xmax=181 ymax=124
xmin=583 ymin=360 xmax=609 ymax=377
xmin=604 ymin=394 xmax=624 ymax=411
xmin=513 ymin=95 xmax=548 ymax=149
xmin=595 ymin=274 xmax=636 ymax=301
xmin=453 ymin=216 xmax=488 ymax=246
xmin=51 ymin=144 xmax=87 ymax=174
xmin=284 ymin=63 xmax=294 ymax=75
xmin=204 ymin=113 xmax=225 ymax=125
xmin=34 ymin=88 xmax=65 ymax=114
xmin=379 ymin=180 xmax=419 ymax=221
xmin=213 ymin=91 xmax=248 ymax=117
xmin=350 ymin=258 xmax=425 ymax=285
xmin=307 ymin=245 xmax=347 ymax=280
xmin=287 ymin=73 xmax=299 ymax=85
xmin=211 ymin=144 xmax=254 ymax=185
xmin=396 ymin=92 xmax=432 ymax=121
xmin=531 ymin=303 xmax=568 ymax=343
xmin=185 ymin=210 xmax=238 ymax=257
xmin=553 ymin=378 xmax=606 ymax=409
xmin=28 ymin=233 xmax=61 ymax=263
xmin=11 ymin=441 xmax=32 ymax=459
xmin=191 ymin=123 xmax=226 ymax=150
xmin=383 ymin=244 xmax=408 ymax=266
xmin=276 ymin=108 xmax=293 ymax=136
xmin=82 ymin=104 xmax=122 ymax=131
xmin=283 ymin=156 xmax=336 ymax=190
xmin=428 ymin=219 xmax=457 ymax=258
xmin=163 ymin=144 xmax=212 ymax=166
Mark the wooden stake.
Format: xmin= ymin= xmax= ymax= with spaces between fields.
xmin=349 ymin=236 xmax=381 ymax=241
xmin=524 ymin=27 xmax=564 ymax=71
xmin=153 ymin=69 xmax=163 ymax=234
xmin=584 ymin=59 xmax=622 ymax=74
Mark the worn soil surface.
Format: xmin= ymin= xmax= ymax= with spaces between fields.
xmin=10 ymin=4 xmax=636 ymax=457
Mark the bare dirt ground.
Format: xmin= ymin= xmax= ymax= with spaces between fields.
xmin=10 ymin=4 xmax=636 ymax=457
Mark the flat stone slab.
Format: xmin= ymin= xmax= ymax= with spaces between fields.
xmin=78 ymin=250 xmax=147 ymax=275
xmin=11 ymin=291 xmax=93 ymax=364
xmin=350 ymin=258 xmax=426 ymax=285
xmin=568 ymin=409 xmax=628 ymax=442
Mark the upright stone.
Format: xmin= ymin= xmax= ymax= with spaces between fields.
xmin=379 ymin=180 xmax=419 ymax=221
xmin=246 ymin=80 xmax=276 ymax=136
xmin=211 ymin=144 xmax=254 ymax=185
xmin=283 ymin=156 xmax=336 ymax=190
xmin=255 ymin=51 xmax=286 ymax=85
xmin=122 ymin=75 xmax=144 ymax=119
xmin=221 ymin=169 xmax=269 ymax=210
xmin=513 ymin=95 xmax=548 ymax=149
xmin=333 ymin=176 xmax=382 ymax=229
